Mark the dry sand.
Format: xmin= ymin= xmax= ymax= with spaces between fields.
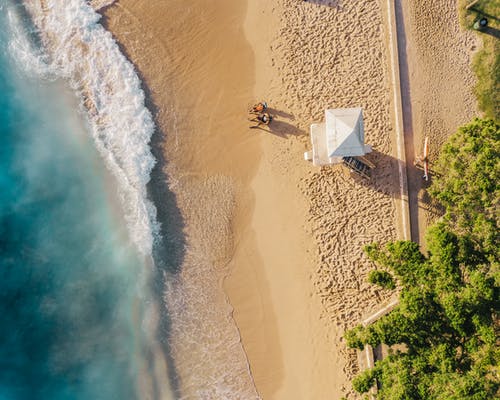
xmin=396 ymin=0 xmax=478 ymax=246
xmin=101 ymin=0 xmax=477 ymax=399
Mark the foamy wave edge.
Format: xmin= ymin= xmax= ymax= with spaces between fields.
xmin=15 ymin=0 xmax=159 ymax=256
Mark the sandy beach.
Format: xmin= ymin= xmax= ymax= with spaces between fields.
xmin=101 ymin=0 xmax=477 ymax=398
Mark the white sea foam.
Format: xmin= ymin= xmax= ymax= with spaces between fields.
xmin=162 ymin=177 xmax=261 ymax=400
xmin=6 ymin=4 xmax=54 ymax=78
xmin=17 ymin=0 xmax=159 ymax=256
xmin=8 ymin=2 xmax=260 ymax=399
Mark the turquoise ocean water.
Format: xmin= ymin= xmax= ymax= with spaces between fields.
xmin=0 ymin=1 xmax=262 ymax=398
xmin=0 ymin=3 xmax=160 ymax=399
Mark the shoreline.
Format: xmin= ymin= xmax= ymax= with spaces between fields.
xmin=102 ymin=1 xmax=264 ymax=398
xmin=2 ymin=2 xmax=175 ymax=399
xmin=101 ymin=0 xmax=479 ymax=399
xmin=101 ymin=1 xmax=402 ymax=398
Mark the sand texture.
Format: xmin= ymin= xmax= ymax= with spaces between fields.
xmin=397 ymin=0 xmax=478 ymax=246
xmin=89 ymin=0 xmax=115 ymax=11
xmin=403 ymin=0 xmax=477 ymax=149
xmin=100 ymin=0 xmax=478 ymax=399
xmin=102 ymin=1 xmax=261 ymax=398
xmin=264 ymin=2 xmax=400 ymax=396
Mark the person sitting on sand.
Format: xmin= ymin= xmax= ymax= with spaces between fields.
xmin=259 ymin=113 xmax=272 ymax=124
xmin=249 ymin=112 xmax=273 ymax=128
xmin=250 ymin=102 xmax=267 ymax=114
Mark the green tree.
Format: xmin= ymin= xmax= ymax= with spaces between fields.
xmin=345 ymin=119 xmax=500 ymax=398
xmin=346 ymin=232 xmax=499 ymax=399
xmin=429 ymin=118 xmax=500 ymax=259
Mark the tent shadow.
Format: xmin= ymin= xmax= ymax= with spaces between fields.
xmin=343 ymin=150 xmax=428 ymax=198
xmin=345 ymin=149 xmax=402 ymax=198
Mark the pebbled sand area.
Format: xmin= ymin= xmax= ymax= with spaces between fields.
xmin=101 ymin=0 xmax=477 ymax=399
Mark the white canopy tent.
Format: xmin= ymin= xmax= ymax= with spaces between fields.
xmin=305 ymin=107 xmax=372 ymax=166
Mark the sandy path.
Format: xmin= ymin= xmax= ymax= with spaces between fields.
xmin=396 ymin=0 xmax=477 ymax=247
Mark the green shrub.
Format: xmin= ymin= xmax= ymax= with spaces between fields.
xmin=345 ymin=120 xmax=499 ymax=398
xmin=367 ymin=270 xmax=396 ymax=290
xmin=352 ymin=369 xmax=377 ymax=393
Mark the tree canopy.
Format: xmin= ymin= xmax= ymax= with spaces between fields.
xmin=345 ymin=119 xmax=500 ymax=399
xmin=429 ymin=118 xmax=499 ymax=259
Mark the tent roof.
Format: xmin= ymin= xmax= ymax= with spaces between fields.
xmin=325 ymin=108 xmax=365 ymax=157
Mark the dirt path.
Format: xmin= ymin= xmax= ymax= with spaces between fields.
xmin=395 ymin=0 xmax=478 ymax=247
xmin=394 ymin=0 xmax=422 ymax=244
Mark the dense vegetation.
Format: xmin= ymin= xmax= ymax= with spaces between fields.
xmin=345 ymin=119 xmax=499 ymax=399
xmin=460 ymin=0 xmax=500 ymax=121
xmin=429 ymin=118 xmax=499 ymax=259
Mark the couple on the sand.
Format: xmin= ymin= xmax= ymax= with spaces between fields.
xmin=249 ymin=102 xmax=273 ymax=127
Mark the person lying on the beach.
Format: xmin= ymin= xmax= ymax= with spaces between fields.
xmin=249 ymin=112 xmax=273 ymax=128
xmin=249 ymin=102 xmax=268 ymax=114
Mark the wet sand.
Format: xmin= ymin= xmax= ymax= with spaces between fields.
xmin=101 ymin=0 xmax=478 ymax=398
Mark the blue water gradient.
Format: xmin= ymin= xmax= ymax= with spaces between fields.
xmin=0 ymin=7 xmax=147 ymax=400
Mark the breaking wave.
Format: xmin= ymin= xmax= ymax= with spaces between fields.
xmin=6 ymin=1 xmax=261 ymax=398
xmin=15 ymin=0 xmax=159 ymax=256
